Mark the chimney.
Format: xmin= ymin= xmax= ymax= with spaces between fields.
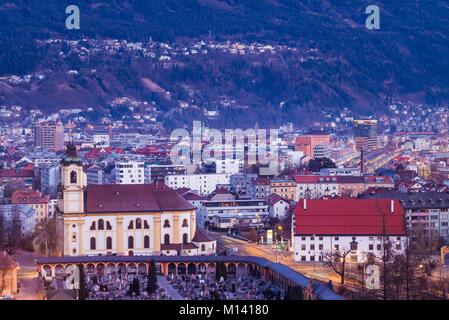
xmin=303 ymin=199 xmax=307 ymax=210
xmin=390 ymin=200 xmax=394 ymax=213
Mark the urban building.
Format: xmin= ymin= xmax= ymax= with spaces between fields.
xmin=11 ymin=189 xmax=50 ymax=222
xmin=147 ymin=164 xmax=187 ymax=183
xmin=34 ymin=121 xmax=64 ymax=152
xmin=115 ymin=161 xmax=145 ymax=184
xmin=59 ymin=144 xmax=213 ymax=257
xmin=164 ymin=173 xmax=231 ymax=196
xmin=295 ymin=134 xmax=331 ymax=158
xmin=293 ymin=199 xmax=407 ymax=263
xmin=354 ymin=120 xmax=379 ymax=152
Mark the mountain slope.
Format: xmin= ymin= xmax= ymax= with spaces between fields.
xmin=0 ymin=0 xmax=448 ymax=127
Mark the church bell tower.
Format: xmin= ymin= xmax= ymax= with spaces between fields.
xmin=60 ymin=143 xmax=85 ymax=214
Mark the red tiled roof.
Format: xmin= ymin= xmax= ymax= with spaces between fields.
xmin=0 ymin=169 xmax=34 ymax=178
xmin=191 ymin=229 xmax=213 ymax=242
xmin=11 ymin=189 xmax=50 ymax=204
xmin=85 ymin=184 xmax=195 ymax=213
xmin=295 ymin=199 xmax=406 ymax=236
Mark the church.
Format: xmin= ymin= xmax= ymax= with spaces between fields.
xmin=58 ymin=144 xmax=215 ymax=257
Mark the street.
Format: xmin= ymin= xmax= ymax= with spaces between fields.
xmin=12 ymin=250 xmax=44 ymax=300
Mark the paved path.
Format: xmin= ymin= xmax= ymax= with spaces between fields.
xmin=13 ymin=251 xmax=45 ymax=300
xmin=157 ymin=275 xmax=186 ymax=300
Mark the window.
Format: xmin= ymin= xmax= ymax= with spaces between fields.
xmin=183 ymin=233 xmax=188 ymax=244
xmin=128 ymin=236 xmax=134 ymax=249
xmin=164 ymin=234 xmax=170 ymax=245
xmin=72 ymin=233 xmax=76 ymax=242
xmin=163 ymin=220 xmax=170 ymax=228
xmin=106 ymin=221 xmax=112 ymax=230
xmin=144 ymin=220 xmax=150 ymax=229
xmin=70 ymin=171 xmax=77 ymax=184
xmin=201 ymin=244 xmax=206 ymax=252
xmin=90 ymin=221 xmax=96 ymax=230
xmin=98 ymin=219 xmax=105 ymax=230
xmin=128 ymin=221 xmax=134 ymax=230
xmin=136 ymin=218 xmax=142 ymax=229
xmin=90 ymin=237 xmax=96 ymax=250
xmin=310 ymin=244 xmax=315 ymax=250
xmin=182 ymin=219 xmax=188 ymax=228
xmin=334 ymin=245 xmax=339 ymax=251
xmin=301 ymin=256 xmax=306 ymax=261
xmin=319 ymin=244 xmax=323 ymax=251
xmin=144 ymin=236 xmax=150 ymax=249
xmin=301 ymin=244 xmax=306 ymax=251
xmin=377 ymin=244 xmax=382 ymax=251
xmin=369 ymin=244 xmax=374 ymax=251
xmin=350 ymin=243 xmax=358 ymax=251
xmin=106 ymin=237 xmax=112 ymax=250
xmin=334 ymin=237 xmax=339 ymax=241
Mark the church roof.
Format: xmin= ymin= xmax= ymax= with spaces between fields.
xmin=84 ymin=184 xmax=196 ymax=213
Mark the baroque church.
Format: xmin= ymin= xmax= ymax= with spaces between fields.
xmin=58 ymin=144 xmax=215 ymax=257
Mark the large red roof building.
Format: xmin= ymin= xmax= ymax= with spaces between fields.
xmin=293 ymin=199 xmax=407 ymax=264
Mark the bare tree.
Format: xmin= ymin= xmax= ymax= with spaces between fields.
xmin=34 ymin=219 xmax=58 ymax=257
xmin=323 ymin=249 xmax=352 ymax=285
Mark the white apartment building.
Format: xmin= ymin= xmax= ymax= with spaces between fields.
xmin=116 ymin=161 xmax=145 ymax=184
xmin=165 ymin=173 xmax=231 ymax=195
xmin=214 ymin=159 xmax=242 ymax=174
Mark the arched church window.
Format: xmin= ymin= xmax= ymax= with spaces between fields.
xmin=90 ymin=221 xmax=96 ymax=230
xmin=90 ymin=237 xmax=96 ymax=250
xmin=136 ymin=218 xmax=142 ymax=229
xmin=70 ymin=170 xmax=77 ymax=184
xmin=164 ymin=234 xmax=170 ymax=245
xmin=144 ymin=220 xmax=150 ymax=229
xmin=144 ymin=236 xmax=150 ymax=249
xmin=128 ymin=236 xmax=134 ymax=249
xmin=128 ymin=221 xmax=134 ymax=229
xmin=182 ymin=219 xmax=188 ymax=227
xmin=98 ymin=219 xmax=105 ymax=230
xmin=163 ymin=219 xmax=170 ymax=228
xmin=183 ymin=233 xmax=188 ymax=244
xmin=106 ymin=221 xmax=112 ymax=230
xmin=106 ymin=237 xmax=112 ymax=250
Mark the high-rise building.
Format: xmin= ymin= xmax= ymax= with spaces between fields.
xmin=354 ymin=120 xmax=378 ymax=151
xmin=34 ymin=121 xmax=64 ymax=152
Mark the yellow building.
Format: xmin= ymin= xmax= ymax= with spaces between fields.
xmin=270 ymin=179 xmax=298 ymax=201
xmin=59 ymin=144 xmax=211 ymax=257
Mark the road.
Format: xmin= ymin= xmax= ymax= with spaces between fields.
xmin=207 ymin=231 xmax=345 ymax=286
xmin=12 ymin=251 xmax=44 ymax=300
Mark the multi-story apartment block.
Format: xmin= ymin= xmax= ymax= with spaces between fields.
xmin=199 ymin=198 xmax=269 ymax=230
xmin=115 ymin=161 xmax=145 ymax=184
xmin=147 ymin=164 xmax=187 ymax=183
xmin=34 ymin=121 xmax=64 ymax=152
xmin=294 ymin=175 xmax=394 ymax=199
xmin=164 ymin=173 xmax=231 ymax=196
xmin=11 ymin=189 xmax=50 ymax=223
xmin=270 ymin=179 xmax=298 ymax=201
xmin=361 ymin=192 xmax=449 ymax=245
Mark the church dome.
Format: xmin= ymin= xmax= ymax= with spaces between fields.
xmin=61 ymin=143 xmax=83 ymax=166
